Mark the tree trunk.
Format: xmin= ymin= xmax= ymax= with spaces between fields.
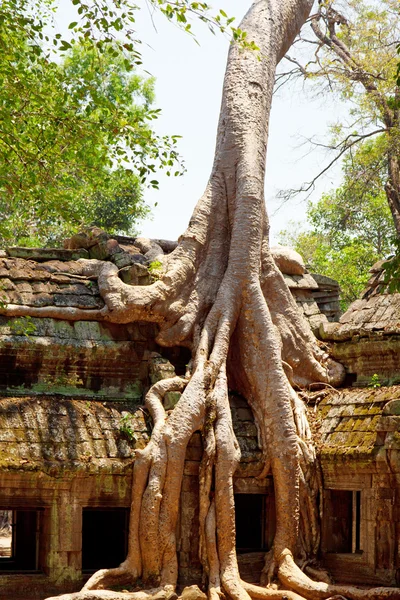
xmin=385 ymin=150 xmax=400 ymax=237
xmin=5 ymin=2 xmax=400 ymax=600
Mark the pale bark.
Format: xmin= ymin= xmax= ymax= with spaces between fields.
xmin=4 ymin=2 xmax=399 ymax=600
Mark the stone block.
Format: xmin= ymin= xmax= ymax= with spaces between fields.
xmin=89 ymin=242 xmax=110 ymax=261
xmin=386 ymin=432 xmax=400 ymax=450
xmin=180 ymin=585 xmax=207 ymax=600
xmin=184 ymin=461 xmax=200 ymax=476
xmin=181 ymin=476 xmax=199 ymax=493
xmin=6 ymin=247 xmax=89 ymax=261
xmin=371 ymin=474 xmax=397 ymax=488
xmin=116 ymin=438 xmax=134 ymax=458
xmin=229 ymin=394 xmax=248 ymax=408
xmin=237 ymin=436 xmax=258 ymax=452
xmin=179 ymin=551 xmax=190 ymax=568
xmin=376 ymin=488 xmax=395 ymax=501
xmin=188 ymin=433 xmax=202 ymax=448
xmin=93 ymin=440 xmax=108 ymax=458
xmin=185 ymin=446 xmax=202 ymax=461
xmin=106 ymin=437 xmax=118 ymax=458
xmin=233 ymin=421 xmax=257 ymax=437
xmin=67 ymin=550 xmax=81 ymax=571
xmin=138 ymin=274 xmax=151 ymax=286
xmin=53 ymin=294 xmax=103 ymax=309
xmin=164 ymin=391 xmax=181 ymax=410
xmin=112 ymin=252 xmax=134 ymax=269
xmin=236 ymin=407 xmax=253 ymax=421
xmin=383 ymin=400 xmax=400 ymax=416
xmin=376 ymin=416 xmax=400 ymax=432
xmin=119 ymin=266 xmax=138 ymax=285
xmin=149 ymin=354 xmax=176 ymax=384
xmin=270 ymin=246 xmax=305 ymax=275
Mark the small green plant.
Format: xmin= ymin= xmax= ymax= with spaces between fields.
xmin=368 ymin=373 xmax=381 ymax=389
xmin=35 ymin=372 xmax=84 ymax=393
xmin=119 ymin=413 xmax=136 ymax=441
xmin=8 ymin=316 xmax=36 ymax=337
xmin=0 ymin=283 xmax=7 ymax=310
xmin=148 ymin=260 xmax=163 ymax=281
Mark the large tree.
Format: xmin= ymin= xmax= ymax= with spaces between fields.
xmin=4 ymin=2 xmax=400 ymax=600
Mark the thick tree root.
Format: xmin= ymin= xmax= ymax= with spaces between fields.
xmin=45 ymin=587 xmax=178 ymax=600
xmin=278 ymin=553 xmax=400 ymax=600
xmin=242 ymin=581 xmax=307 ymax=600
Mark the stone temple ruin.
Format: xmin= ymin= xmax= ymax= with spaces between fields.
xmin=0 ymin=230 xmax=398 ymax=598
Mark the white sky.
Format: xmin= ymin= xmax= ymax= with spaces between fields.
xmin=55 ymin=0 xmax=348 ymax=243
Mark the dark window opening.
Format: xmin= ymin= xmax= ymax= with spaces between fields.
xmin=0 ymin=508 xmax=41 ymax=571
xmin=324 ymin=490 xmax=362 ymax=554
xmin=355 ymin=490 xmax=361 ymax=552
xmin=82 ymin=508 xmax=129 ymax=572
xmin=234 ymin=494 xmax=266 ymax=553
xmin=343 ymin=373 xmax=357 ymax=387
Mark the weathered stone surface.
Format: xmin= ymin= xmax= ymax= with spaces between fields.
xmin=89 ymin=239 xmax=118 ymax=260
xmin=383 ymin=399 xmax=400 ymax=415
xmin=284 ymin=273 xmax=318 ymax=290
xmin=270 ymin=245 xmax=306 ymax=275
xmin=119 ymin=263 xmax=151 ymax=286
xmin=322 ymin=292 xmax=400 ymax=342
xmin=318 ymin=386 xmax=400 ymax=464
xmin=0 ymin=396 xmax=149 ymax=474
xmin=180 ymin=585 xmax=207 ymax=600
xmin=6 ymin=247 xmax=89 ymax=261
xmin=164 ymin=391 xmax=181 ymax=410
xmin=64 ymin=227 xmax=109 ymax=250
xmin=149 ymin=353 xmax=176 ymax=386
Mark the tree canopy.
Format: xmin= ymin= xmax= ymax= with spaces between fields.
xmin=0 ymin=0 xmax=189 ymax=245
xmin=0 ymin=0 xmax=259 ymax=246
xmin=279 ymin=0 xmax=400 ymax=236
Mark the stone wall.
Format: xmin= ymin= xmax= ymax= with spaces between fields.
xmin=318 ymin=388 xmax=400 ymax=586
xmin=0 ymin=317 xmax=161 ymax=399
xmin=0 ymin=392 xmax=268 ymax=598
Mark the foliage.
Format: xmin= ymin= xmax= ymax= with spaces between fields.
xmin=0 ymin=1 xmax=180 ymax=245
xmin=280 ymin=0 xmax=400 ymax=233
xmin=382 ymin=238 xmax=400 ymax=293
xmin=0 ymin=0 xmax=256 ymax=246
xmin=148 ymin=260 xmax=163 ymax=281
xmin=280 ymin=139 xmax=396 ymax=310
xmin=8 ymin=316 xmax=37 ymax=336
xmin=368 ymin=373 xmax=381 ymax=389
xmin=33 ymin=372 xmax=84 ymax=393
xmin=119 ymin=413 xmax=135 ymax=441
xmin=301 ymin=0 xmax=399 ymax=123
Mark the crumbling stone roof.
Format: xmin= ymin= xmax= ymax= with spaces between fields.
xmin=322 ymin=294 xmax=400 ymax=341
xmin=0 ymin=257 xmax=104 ymax=310
xmin=0 ymin=232 xmax=339 ymax=333
xmin=322 ymin=260 xmax=400 ymax=341
xmin=0 ymin=392 xmax=265 ymax=478
xmin=317 ymin=386 xmax=400 ymax=461
xmin=0 ymin=396 xmax=149 ymax=475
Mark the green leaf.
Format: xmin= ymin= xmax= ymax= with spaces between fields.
xmin=59 ymin=40 xmax=72 ymax=51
